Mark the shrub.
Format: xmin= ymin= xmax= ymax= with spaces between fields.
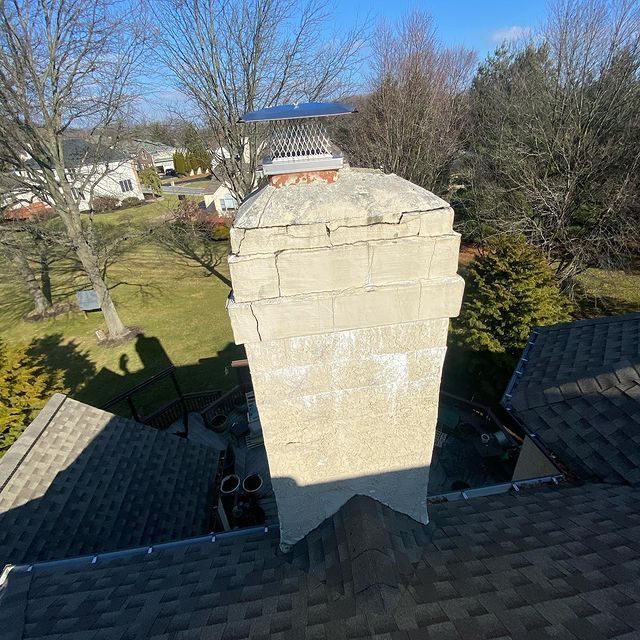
xmin=0 ymin=340 xmax=67 ymax=457
xmin=91 ymin=195 xmax=119 ymax=213
xmin=120 ymin=196 xmax=143 ymax=209
xmin=452 ymin=235 xmax=571 ymax=354
xmin=212 ymin=224 xmax=230 ymax=241
xmin=173 ymin=151 xmax=187 ymax=175
xmin=138 ymin=167 xmax=162 ymax=195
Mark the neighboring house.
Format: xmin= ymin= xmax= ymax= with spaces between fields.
xmin=503 ymin=313 xmax=640 ymax=485
xmin=2 ymin=138 xmax=144 ymax=217
xmin=203 ymin=178 xmax=238 ymax=218
xmin=122 ymin=139 xmax=177 ymax=174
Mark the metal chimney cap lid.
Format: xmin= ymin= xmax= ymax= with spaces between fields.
xmin=239 ymin=102 xmax=357 ymax=123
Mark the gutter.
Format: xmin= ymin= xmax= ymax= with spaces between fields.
xmin=6 ymin=524 xmax=279 ymax=576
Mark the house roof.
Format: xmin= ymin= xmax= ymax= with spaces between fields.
xmin=2 ymin=482 xmax=640 ymax=639
xmin=504 ymin=313 xmax=640 ymax=485
xmin=0 ymin=395 xmax=220 ymax=568
xmin=22 ymin=139 xmax=128 ymax=170
xmin=121 ymin=139 xmax=176 ymax=157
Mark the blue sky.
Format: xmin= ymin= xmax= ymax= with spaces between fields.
xmin=142 ymin=1 xmax=550 ymax=118
xmin=333 ymin=0 xmax=548 ymax=59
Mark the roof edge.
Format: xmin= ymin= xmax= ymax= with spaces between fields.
xmin=533 ymin=311 xmax=640 ymax=334
xmin=0 ymin=394 xmax=67 ymax=492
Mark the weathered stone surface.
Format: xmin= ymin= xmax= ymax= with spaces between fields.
xmin=228 ymin=167 xmax=463 ymax=550
xmin=245 ymin=322 xmax=445 ymax=547
xmin=333 ymin=283 xmax=421 ymax=331
xmin=245 ymin=318 xmax=449 ymax=369
xmin=368 ymin=237 xmax=435 ymax=286
xmin=226 ymin=296 xmax=260 ymax=344
xmin=328 ymin=215 xmax=422 ymax=246
xmin=251 ymin=293 xmax=334 ymax=339
xmin=277 ymin=243 xmax=369 ymax=296
xmin=419 ymin=276 xmax=465 ymax=319
xmin=230 ymin=223 xmax=330 ymax=255
xmin=227 ymin=278 xmax=464 ymax=344
xmin=227 ymin=254 xmax=279 ymax=302
xmin=429 ymin=234 xmax=461 ymax=278
xmin=234 ymin=167 xmax=449 ymax=230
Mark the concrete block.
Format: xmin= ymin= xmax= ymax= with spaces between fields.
xmin=328 ymin=215 xmax=421 ymax=246
xmin=333 ymin=283 xmax=421 ymax=331
xmin=277 ymin=243 xmax=369 ymax=296
xmin=418 ymin=207 xmax=455 ymax=236
xmin=368 ymin=237 xmax=435 ymax=286
xmin=226 ymin=298 xmax=260 ymax=345
xmin=428 ymin=234 xmax=461 ymax=278
xmin=419 ymin=276 xmax=465 ymax=319
xmin=232 ymin=223 xmax=330 ymax=255
xmin=252 ymin=294 xmax=334 ymax=341
xmin=228 ymin=254 xmax=279 ymax=302
xmin=229 ymin=227 xmax=245 ymax=253
xmin=407 ymin=347 xmax=448 ymax=383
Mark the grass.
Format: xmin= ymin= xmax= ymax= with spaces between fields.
xmin=0 ymin=198 xmax=243 ymax=415
xmin=575 ymin=265 xmax=640 ymax=318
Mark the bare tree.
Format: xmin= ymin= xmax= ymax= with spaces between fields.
xmin=465 ymin=0 xmax=640 ymax=290
xmin=153 ymin=0 xmax=367 ymax=200
xmin=337 ymin=11 xmax=476 ymax=195
xmin=0 ymin=0 xmax=147 ymax=339
xmin=1 ymin=234 xmax=51 ymax=317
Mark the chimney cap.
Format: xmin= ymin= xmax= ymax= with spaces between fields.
xmin=239 ymin=101 xmax=356 ymax=123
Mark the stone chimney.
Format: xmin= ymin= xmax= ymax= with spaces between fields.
xmin=227 ymin=107 xmax=464 ymax=548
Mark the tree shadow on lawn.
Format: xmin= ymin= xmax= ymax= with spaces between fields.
xmin=26 ymin=332 xmax=244 ymax=419
xmin=572 ymin=278 xmax=640 ymax=320
xmin=77 ymin=336 xmax=244 ymax=417
xmin=27 ymin=334 xmax=97 ymax=396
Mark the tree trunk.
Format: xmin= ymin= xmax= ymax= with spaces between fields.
xmin=73 ymin=231 xmax=128 ymax=338
xmin=39 ymin=253 xmax=53 ymax=304
xmin=11 ymin=250 xmax=51 ymax=316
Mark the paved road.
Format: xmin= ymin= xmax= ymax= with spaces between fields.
xmin=161 ymin=185 xmax=207 ymax=195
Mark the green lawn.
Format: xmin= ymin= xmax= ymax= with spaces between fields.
xmin=0 ymin=199 xmax=243 ymax=416
xmin=575 ymin=266 xmax=640 ymax=318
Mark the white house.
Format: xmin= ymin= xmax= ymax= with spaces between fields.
xmin=3 ymin=139 xmax=144 ymax=218
xmin=121 ymin=139 xmax=177 ymax=174
xmin=202 ymin=178 xmax=238 ymax=217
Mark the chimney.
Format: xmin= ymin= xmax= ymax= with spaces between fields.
xmin=228 ymin=103 xmax=464 ymax=549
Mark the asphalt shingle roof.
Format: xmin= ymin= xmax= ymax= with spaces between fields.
xmin=0 ymin=395 xmax=220 ymax=568
xmin=2 ymin=482 xmax=640 ymax=640
xmin=505 ymin=313 xmax=640 ymax=485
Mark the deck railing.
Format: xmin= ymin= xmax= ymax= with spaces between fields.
xmin=143 ymin=390 xmax=223 ymax=429
xmin=200 ymin=385 xmax=246 ymax=429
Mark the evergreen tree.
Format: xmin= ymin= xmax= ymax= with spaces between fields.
xmin=138 ymin=167 xmax=162 ymax=195
xmin=173 ymin=152 xmax=187 ymax=174
xmin=0 ymin=340 xmax=66 ymax=456
xmin=453 ymin=236 xmax=571 ymax=354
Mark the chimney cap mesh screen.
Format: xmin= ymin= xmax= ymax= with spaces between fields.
xmin=271 ymin=122 xmax=332 ymax=163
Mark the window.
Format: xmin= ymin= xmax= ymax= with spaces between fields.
xmin=220 ymin=196 xmax=237 ymax=211
xmin=119 ymin=179 xmax=133 ymax=193
xmin=71 ymin=188 xmax=85 ymax=201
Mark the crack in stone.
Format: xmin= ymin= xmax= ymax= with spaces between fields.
xmin=249 ymin=305 xmax=262 ymax=341
xmin=274 ymin=251 xmax=282 ymax=296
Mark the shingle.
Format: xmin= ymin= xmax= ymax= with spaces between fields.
xmin=0 ymin=396 xmax=220 ymax=567
xmin=506 ymin=314 xmax=640 ymax=485
xmin=3 ymin=484 xmax=640 ymax=640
